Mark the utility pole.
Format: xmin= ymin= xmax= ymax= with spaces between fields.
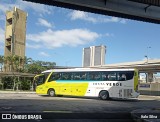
xmin=145 ymin=46 xmax=151 ymax=64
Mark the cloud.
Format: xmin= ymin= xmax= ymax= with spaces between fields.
xmin=120 ymin=19 xmax=127 ymax=24
xmin=27 ymin=29 xmax=99 ymax=48
xmin=0 ymin=4 xmax=12 ymax=13
xmin=0 ymin=44 xmax=4 ymax=50
xmin=39 ymin=52 xmax=50 ymax=57
xmin=17 ymin=0 xmax=52 ymax=15
xmin=104 ymin=33 xmax=114 ymax=37
xmin=69 ymin=10 xmax=97 ymax=23
xmin=0 ymin=28 xmax=4 ymax=50
xmin=0 ymin=0 xmax=52 ymax=16
xmin=69 ymin=10 xmax=127 ymax=24
xmin=37 ymin=18 xmax=53 ymax=28
xmin=100 ymin=17 xmax=119 ymax=23
xmin=0 ymin=28 xmax=5 ymax=44
xmin=26 ymin=43 xmax=41 ymax=49
xmin=0 ymin=15 xmax=5 ymax=21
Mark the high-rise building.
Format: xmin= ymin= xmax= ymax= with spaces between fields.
xmin=4 ymin=7 xmax=27 ymax=71
xmin=82 ymin=45 xmax=106 ymax=67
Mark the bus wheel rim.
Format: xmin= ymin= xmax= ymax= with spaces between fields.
xmin=50 ymin=90 xmax=54 ymax=96
xmin=102 ymin=94 xmax=107 ymax=99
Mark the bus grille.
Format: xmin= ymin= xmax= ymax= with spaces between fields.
xmin=124 ymin=89 xmax=132 ymax=97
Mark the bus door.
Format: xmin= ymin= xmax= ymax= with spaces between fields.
xmin=35 ymin=74 xmax=46 ymax=94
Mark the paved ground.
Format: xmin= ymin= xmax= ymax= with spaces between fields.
xmin=0 ymin=93 xmax=159 ymax=122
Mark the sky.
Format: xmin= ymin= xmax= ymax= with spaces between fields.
xmin=0 ymin=0 xmax=160 ymax=67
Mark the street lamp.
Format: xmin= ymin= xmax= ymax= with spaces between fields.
xmin=144 ymin=55 xmax=148 ymax=64
xmin=145 ymin=46 xmax=151 ymax=64
xmin=147 ymin=46 xmax=151 ymax=59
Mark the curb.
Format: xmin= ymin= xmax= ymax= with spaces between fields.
xmin=0 ymin=91 xmax=36 ymax=94
xmin=140 ymin=95 xmax=160 ymax=98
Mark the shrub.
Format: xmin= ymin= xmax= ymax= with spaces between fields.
xmin=21 ymin=80 xmax=31 ymax=90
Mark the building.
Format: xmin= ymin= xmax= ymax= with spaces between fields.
xmin=4 ymin=7 xmax=27 ymax=71
xmin=82 ymin=45 xmax=106 ymax=67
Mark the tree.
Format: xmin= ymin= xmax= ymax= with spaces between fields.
xmin=5 ymin=55 xmax=14 ymax=71
xmin=25 ymin=59 xmax=56 ymax=74
xmin=27 ymin=63 xmax=46 ymax=74
xmin=41 ymin=61 xmax=56 ymax=69
xmin=0 ymin=55 xmax=4 ymax=71
xmin=3 ymin=55 xmax=28 ymax=72
xmin=13 ymin=55 xmax=21 ymax=72
xmin=1 ymin=55 xmax=56 ymax=91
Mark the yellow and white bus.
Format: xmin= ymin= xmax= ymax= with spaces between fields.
xmin=34 ymin=68 xmax=139 ymax=100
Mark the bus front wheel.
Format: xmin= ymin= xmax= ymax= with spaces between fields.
xmin=48 ymin=89 xmax=55 ymax=97
xmin=99 ymin=90 xmax=109 ymax=100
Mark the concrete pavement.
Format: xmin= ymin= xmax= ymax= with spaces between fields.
xmin=0 ymin=91 xmax=160 ymax=122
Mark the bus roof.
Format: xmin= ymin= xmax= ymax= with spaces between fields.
xmin=42 ymin=68 xmax=136 ymax=73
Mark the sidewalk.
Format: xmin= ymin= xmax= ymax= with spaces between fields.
xmin=0 ymin=90 xmax=36 ymax=94
xmin=138 ymin=95 xmax=160 ymax=100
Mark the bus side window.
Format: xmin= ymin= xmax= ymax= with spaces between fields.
xmin=62 ymin=73 xmax=70 ymax=80
xmin=95 ymin=72 xmax=101 ymax=80
xmin=74 ymin=72 xmax=81 ymax=80
xmin=126 ymin=72 xmax=134 ymax=80
xmin=88 ymin=72 xmax=101 ymax=81
xmin=48 ymin=73 xmax=61 ymax=82
xmin=81 ymin=73 xmax=87 ymax=80
xmin=117 ymin=71 xmax=134 ymax=81
xmin=67 ymin=73 xmax=73 ymax=80
xmin=73 ymin=72 xmax=87 ymax=80
xmin=108 ymin=72 xmax=116 ymax=81
xmin=117 ymin=73 xmax=126 ymax=81
xmin=102 ymin=72 xmax=109 ymax=81
xmin=88 ymin=72 xmax=95 ymax=80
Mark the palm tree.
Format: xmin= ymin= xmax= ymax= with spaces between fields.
xmin=0 ymin=55 xmax=4 ymax=71
xmin=12 ymin=55 xmax=18 ymax=72
xmin=5 ymin=55 xmax=14 ymax=71
xmin=4 ymin=55 xmax=24 ymax=72
xmin=3 ymin=56 xmax=7 ymax=72
xmin=26 ymin=57 xmax=34 ymax=64
xmin=22 ymin=57 xmax=34 ymax=73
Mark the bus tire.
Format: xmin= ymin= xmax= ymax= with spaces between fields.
xmin=99 ymin=90 xmax=109 ymax=100
xmin=48 ymin=89 xmax=55 ymax=97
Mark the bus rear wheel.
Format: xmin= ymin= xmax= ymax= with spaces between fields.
xmin=48 ymin=89 xmax=55 ymax=97
xmin=99 ymin=90 xmax=109 ymax=100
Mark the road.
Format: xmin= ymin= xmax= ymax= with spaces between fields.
xmin=0 ymin=93 xmax=160 ymax=122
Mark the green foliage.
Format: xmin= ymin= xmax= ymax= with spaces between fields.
xmin=0 ymin=55 xmax=4 ymax=71
xmin=25 ymin=59 xmax=56 ymax=74
xmin=27 ymin=63 xmax=46 ymax=74
xmin=0 ymin=54 xmax=56 ymax=73
xmin=21 ymin=80 xmax=31 ymax=90
xmin=0 ymin=54 xmax=56 ymax=90
xmin=3 ymin=77 xmax=14 ymax=89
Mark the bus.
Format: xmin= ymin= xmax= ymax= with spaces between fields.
xmin=34 ymin=68 xmax=139 ymax=100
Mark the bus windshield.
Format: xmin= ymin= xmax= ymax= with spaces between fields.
xmin=35 ymin=75 xmax=45 ymax=86
xmin=35 ymin=72 xmax=50 ymax=86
